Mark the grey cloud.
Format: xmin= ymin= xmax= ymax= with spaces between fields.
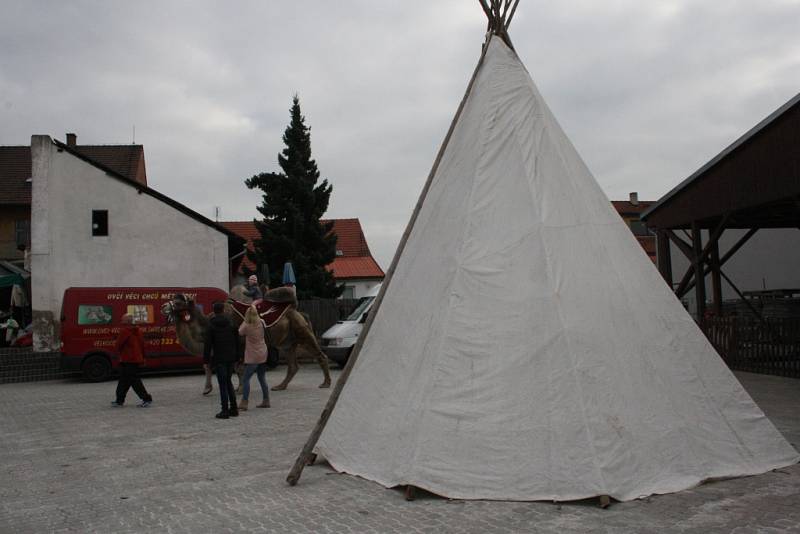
xmin=1 ymin=1 xmax=798 ymax=269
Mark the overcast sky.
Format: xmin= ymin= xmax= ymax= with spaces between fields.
xmin=2 ymin=1 xmax=798 ymax=269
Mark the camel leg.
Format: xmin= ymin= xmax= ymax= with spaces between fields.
xmin=316 ymin=350 xmax=331 ymax=388
xmin=272 ymin=346 xmax=299 ymax=391
xmin=289 ymin=313 xmax=331 ymax=388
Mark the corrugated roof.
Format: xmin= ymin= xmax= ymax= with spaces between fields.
xmin=642 ymin=91 xmax=800 ymax=221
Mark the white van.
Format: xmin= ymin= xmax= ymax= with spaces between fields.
xmin=321 ymin=283 xmax=381 ymax=366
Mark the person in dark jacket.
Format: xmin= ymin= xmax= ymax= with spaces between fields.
xmin=111 ymin=314 xmax=153 ymax=407
xmin=204 ymin=301 xmax=241 ymax=419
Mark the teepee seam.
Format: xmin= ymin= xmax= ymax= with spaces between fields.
xmin=400 ymin=36 xmax=504 ymax=484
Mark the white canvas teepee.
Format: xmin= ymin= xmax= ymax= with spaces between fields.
xmin=293 ymin=8 xmax=799 ymax=502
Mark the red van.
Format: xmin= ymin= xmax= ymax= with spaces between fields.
xmin=60 ymin=287 xmax=228 ymax=381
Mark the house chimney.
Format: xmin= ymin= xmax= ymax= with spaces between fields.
xmin=629 ymin=192 xmax=639 ymax=206
xmin=66 ymin=133 xmax=77 ymax=146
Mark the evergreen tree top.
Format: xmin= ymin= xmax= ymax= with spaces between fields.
xmin=244 ymin=95 xmax=341 ymax=299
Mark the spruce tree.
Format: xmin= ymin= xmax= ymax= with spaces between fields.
xmin=245 ymin=95 xmax=342 ymax=299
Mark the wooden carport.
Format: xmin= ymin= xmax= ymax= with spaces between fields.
xmin=642 ymin=92 xmax=800 ymax=325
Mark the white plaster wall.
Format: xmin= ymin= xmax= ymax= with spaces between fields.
xmin=31 ymin=136 xmax=229 ymax=350
xmin=340 ymin=279 xmax=382 ymax=299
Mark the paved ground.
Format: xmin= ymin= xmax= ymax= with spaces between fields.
xmin=0 ymin=368 xmax=798 ymax=533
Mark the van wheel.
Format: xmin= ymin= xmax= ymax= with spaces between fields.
xmin=82 ymin=355 xmax=112 ymax=382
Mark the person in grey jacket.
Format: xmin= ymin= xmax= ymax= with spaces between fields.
xmin=243 ymin=275 xmax=263 ymax=301
xmin=203 ymin=302 xmax=241 ymax=419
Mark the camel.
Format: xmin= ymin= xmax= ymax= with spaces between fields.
xmin=161 ymin=287 xmax=331 ymax=390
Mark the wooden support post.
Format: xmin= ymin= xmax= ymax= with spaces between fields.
xmin=719 ymin=269 xmax=775 ymax=337
xmin=598 ymin=495 xmax=611 ymax=508
xmin=306 ymin=453 xmax=317 ymax=466
xmin=692 ymin=222 xmax=706 ymax=324
xmin=665 ymin=229 xmax=694 ymax=260
xmin=674 ymin=214 xmax=729 ymax=299
xmin=656 ymin=230 xmax=673 ymax=288
xmin=405 ymin=485 xmax=417 ymax=501
xmin=710 ymin=241 xmax=722 ymax=315
xmin=679 ymin=228 xmax=759 ymax=297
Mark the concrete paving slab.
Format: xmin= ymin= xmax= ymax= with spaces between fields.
xmin=0 ymin=369 xmax=798 ymax=533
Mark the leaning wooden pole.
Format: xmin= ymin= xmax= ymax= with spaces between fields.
xmin=286 ymin=30 xmax=498 ymax=487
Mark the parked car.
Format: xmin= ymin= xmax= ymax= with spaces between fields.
xmin=60 ymin=286 xmax=228 ymax=381
xmin=320 ymin=284 xmax=381 ymax=367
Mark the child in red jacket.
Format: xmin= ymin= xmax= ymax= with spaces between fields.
xmin=111 ymin=314 xmax=153 ymax=407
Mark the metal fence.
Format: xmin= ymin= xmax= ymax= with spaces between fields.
xmin=0 ymin=348 xmax=74 ymax=384
xmin=704 ymin=316 xmax=800 ymax=379
xmin=6 ymin=308 xmax=800 ymax=383
xmin=297 ymin=298 xmax=360 ymax=336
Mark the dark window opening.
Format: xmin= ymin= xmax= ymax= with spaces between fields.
xmin=92 ymin=210 xmax=108 ymax=236
xmin=630 ymin=221 xmax=652 ymax=236
xmin=14 ymin=220 xmax=30 ymax=247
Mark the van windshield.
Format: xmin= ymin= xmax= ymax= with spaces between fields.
xmin=345 ymin=296 xmax=375 ymax=322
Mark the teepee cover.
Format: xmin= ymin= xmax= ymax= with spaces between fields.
xmin=297 ymin=18 xmax=798 ymax=502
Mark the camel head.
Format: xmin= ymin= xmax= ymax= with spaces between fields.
xmin=161 ymin=294 xmax=198 ymax=325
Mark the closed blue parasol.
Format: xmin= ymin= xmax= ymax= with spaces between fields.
xmin=282 ymin=262 xmax=296 ymax=286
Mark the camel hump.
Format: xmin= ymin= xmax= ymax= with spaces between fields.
xmin=264 ymin=287 xmax=298 ymax=307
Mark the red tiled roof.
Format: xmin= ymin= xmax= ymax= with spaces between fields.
xmin=636 ymin=236 xmax=657 ymax=263
xmin=611 ymin=200 xmax=655 ymax=215
xmin=327 ymin=256 xmax=385 ymax=279
xmin=0 ymin=143 xmax=147 ymax=205
xmin=611 ymin=199 xmax=657 ymax=264
xmin=219 ymin=221 xmax=261 ymax=244
xmin=322 ymin=218 xmax=372 ymax=257
xmin=0 ymin=146 xmax=31 ymax=205
xmin=221 ymin=218 xmax=385 ymax=280
xmin=73 ymin=145 xmax=147 ymax=186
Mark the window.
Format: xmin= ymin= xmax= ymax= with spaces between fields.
xmin=92 ymin=210 xmax=108 ymax=236
xmin=341 ymin=286 xmax=355 ymax=299
xmin=78 ymin=305 xmax=113 ymax=325
xmin=14 ymin=220 xmax=30 ymax=247
xmin=126 ymin=305 xmax=154 ymax=324
xmin=630 ymin=221 xmax=652 ymax=236
xmin=346 ymin=296 xmax=374 ymax=321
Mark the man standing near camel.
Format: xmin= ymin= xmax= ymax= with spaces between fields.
xmin=204 ymin=301 xmax=241 ymax=419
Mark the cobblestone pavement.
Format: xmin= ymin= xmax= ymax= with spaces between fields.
xmin=0 ymin=368 xmax=798 ymax=533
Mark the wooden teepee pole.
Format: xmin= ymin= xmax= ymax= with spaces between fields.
xmin=285 ymin=24 xmax=498 ymax=489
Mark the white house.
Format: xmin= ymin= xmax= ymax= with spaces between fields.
xmin=30 ymin=135 xmax=244 ymax=351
